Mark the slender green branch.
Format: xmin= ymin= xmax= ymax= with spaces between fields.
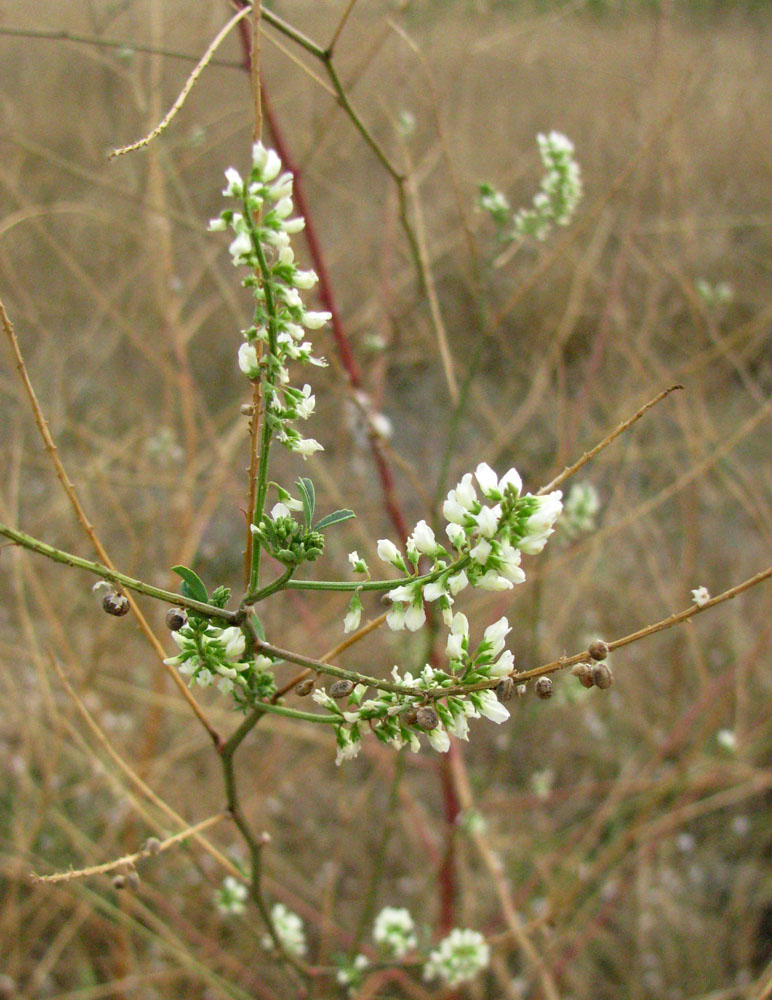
xmin=0 ymin=522 xmax=237 ymax=622
xmin=245 ymin=565 xmax=295 ymax=604
xmin=261 ymin=7 xmax=327 ymax=59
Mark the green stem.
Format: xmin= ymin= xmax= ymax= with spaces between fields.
xmin=0 ymin=522 xmax=237 ymax=622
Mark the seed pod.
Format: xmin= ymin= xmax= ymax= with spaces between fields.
xmin=295 ymin=678 xmax=315 ymax=697
xmin=112 ymin=874 xmax=126 ymax=890
xmin=516 ymin=684 xmax=528 ymax=698
xmin=126 ymin=869 xmax=140 ymax=890
xmin=402 ymin=706 xmax=419 ymax=727
xmin=329 ymin=679 xmax=355 ymax=699
xmin=588 ymin=640 xmax=610 ymax=661
xmin=144 ymin=837 xmax=162 ymax=856
xmin=592 ymin=662 xmax=614 ymax=689
xmin=535 ymin=677 xmax=553 ymax=700
xmin=103 ymin=591 xmax=130 ymax=617
xmin=571 ymin=662 xmax=594 ymax=689
xmin=165 ymin=607 xmax=187 ymax=632
xmin=495 ymin=677 xmax=515 ymax=702
xmin=240 ymin=403 xmax=254 ymax=416
xmin=415 ymin=706 xmax=439 ymax=731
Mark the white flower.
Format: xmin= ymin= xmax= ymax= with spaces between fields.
xmin=335 ymin=732 xmax=362 ymax=765
xmin=716 ymin=729 xmax=736 ymax=752
xmin=388 ymin=584 xmax=414 ymax=603
xmin=348 ymin=550 xmax=367 ymax=573
xmin=446 ymin=711 xmax=470 ymax=741
xmin=499 ymin=466 xmax=522 ymax=495
xmin=475 ymin=462 xmax=499 ymax=497
xmin=377 ymin=538 xmax=403 ymax=567
xmin=489 ymin=649 xmax=514 ymax=678
xmin=295 ymin=384 xmax=315 ymax=420
xmin=220 ymin=626 xmax=246 ymax=660
xmin=476 ymin=689 xmax=510 ymax=724
xmin=302 ymin=310 xmax=332 ymax=329
xmin=409 ymin=519 xmax=438 ymax=555
xmin=470 ymin=538 xmax=492 ymax=564
xmin=427 ymin=726 xmax=450 ymax=753
xmin=448 ymin=569 xmax=468 ymax=594
xmin=423 ymin=579 xmax=447 ymax=602
xmin=476 ymin=571 xmax=513 ymax=591
xmin=265 ymin=903 xmax=307 ymax=957
xmin=443 ymin=495 xmax=468 ymax=525
xmin=455 ymin=473 xmax=477 ymax=508
xmin=292 ymin=269 xmax=318 ymax=290
xmin=498 ymin=541 xmax=526 ymax=584
xmin=268 ymin=172 xmax=294 ymax=201
xmin=386 ymin=603 xmax=406 ymax=631
xmin=208 ymin=216 xmax=227 ymax=231
xmin=229 ymin=230 xmax=253 ymax=262
xmin=343 ymin=603 xmax=362 ymax=634
xmin=215 ymin=875 xmax=248 ymax=915
xmin=271 ymin=502 xmax=292 ymax=520
xmin=483 ymin=617 xmax=511 ymax=657
xmin=446 ymin=612 xmax=469 ymax=660
xmin=475 ymin=504 xmax=502 ymax=538
xmin=291 ymin=437 xmax=323 ymax=459
xmin=238 ymin=342 xmax=260 ymax=377
xmin=222 ymin=167 xmax=243 ymax=197
xmin=446 ymin=523 xmax=466 ymax=548
xmin=691 ymin=586 xmax=710 ymax=607
xmin=373 ymin=907 xmax=417 ymax=958
xmin=404 ymin=602 xmax=426 ymax=632
xmin=423 ymin=928 xmax=490 ymax=987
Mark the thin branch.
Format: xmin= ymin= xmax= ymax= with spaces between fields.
xmin=538 ymin=384 xmax=684 ymax=495
xmin=32 ymin=813 xmax=226 ymax=884
xmin=0 ymin=298 xmax=221 ymax=745
xmin=108 ymin=5 xmax=250 ymax=159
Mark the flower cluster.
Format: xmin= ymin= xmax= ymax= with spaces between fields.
xmin=423 ymin=928 xmax=490 ymax=987
xmin=372 ymin=906 xmax=418 ymax=959
xmin=378 ymin=462 xmax=562 ymax=633
xmin=215 ymin=876 xmax=248 ymax=915
xmin=263 ymin=902 xmax=308 ymax=958
xmin=512 ymin=131 xmax=582 ymax=241
xmin=164 ymin=618 xmax=275 ymax=708
xmin=481 ymin=132 xmax=582 ymax=244
xmin=561 ymin=481 xmax=600 ymax=538
xmin=209 ymin=142 xmax=330 ymax=459
xmin=313 ymin=613 xmax=516 ymax=765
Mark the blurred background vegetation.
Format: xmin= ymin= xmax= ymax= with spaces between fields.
xmin=1 ymin=1 xmax=772 ymax=997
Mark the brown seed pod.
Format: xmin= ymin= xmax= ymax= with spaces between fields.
xmin=592 ymin=662 xmax=614 ymax=689
xmin=415 ymin=706 xmax=439 ymax=731
xmin=495 ymin=677 xmax=515 ymax=702
xmin=295 ymin=678 xmax=315 ymax=697
xmin=535 ymin=677 xmax=553 ymax=700
xmin=126 ymin=869 xmax=140 ymax=890
xmin=571 ymin=662 xmax=595 ymax=689
xmin=112 ymin=874 xmax=126 ymax=890
xmin=103 ymin=591 xmax=130 ymax=617
xmin=516 ymin=684 xmax=528 ymax=698
xmin=588 ymin=640 xmax=610 ymax=661
xmin=165 ymin=607 xmax=187 ymax=631
xmin=240 ymin=403 xmax=254 ymax=416
xmin=402 ymin=706 xmax=419 ymax=727
xmin=144 ymin=837 xmax=162 ymax=856
xmin=329 ymin=679 xmax=355 ymax=699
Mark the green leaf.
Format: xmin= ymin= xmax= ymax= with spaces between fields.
xmin=296 ymin=477 xmax=315 ymax=529
xmin=314 ymin=509 xmax=356 ymax=532
xmin=171 ymin=565 xmax=208 ymax=604
xmin=251 ymin=613 xmax=266 ymax=641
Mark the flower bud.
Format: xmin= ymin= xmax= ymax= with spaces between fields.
xmin=329 ymin=679 xmax=355 ymax=699
xmin=571 ymin=661 xmax=594 ymax=688
xmin=103 ymin=591 xmax=130 ymax=617
xmin=415 ymin=706 xmax=439 ymax=730
xmin=592 ymin=662 xmax=614 ymax=689
xmin=535 ymin=677 xmax=553 ymax=700
xmin=588 ymin=640 xmax=609 ymax=661
xmin=165 ymin=608 xmax=187 ymax=632
xmin=295 ymin=678 xmax=315 ymax=697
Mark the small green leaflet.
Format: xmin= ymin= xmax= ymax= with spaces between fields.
xmin=171 ymin=565 xmax=208 ymax=604
xmin=296 ymin=477 xmax=315 ymax=530
xmin=314 ymin=509 xmax=355 ymax=532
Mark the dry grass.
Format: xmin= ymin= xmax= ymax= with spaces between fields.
xmin=2 ymin=2 xmax=772 ymax=998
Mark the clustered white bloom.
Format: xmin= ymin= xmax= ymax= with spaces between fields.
xmin=562 ymin=481 xmax=600 ymax=538
xmin=210 ymin=142 xmax=330 ymax=460
xmin=372 ymin=906 xmax=418 ymax=959
xmin=320 ymin=462 xmax=562 ymax=763
xmin=512 ymin=131 xmax=583 ymax=241
xmin=164 ymin=624 xmax=253 ymax=695
xmin=263 ymin=902 xmax=308 ymax=958
xmin=423 ymin=927 xmax=491 ymax=987
xmin=691 ymin=585 xmax=711 ymax=607
xmin=215 ymin=875 xmax=248 ymax=915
